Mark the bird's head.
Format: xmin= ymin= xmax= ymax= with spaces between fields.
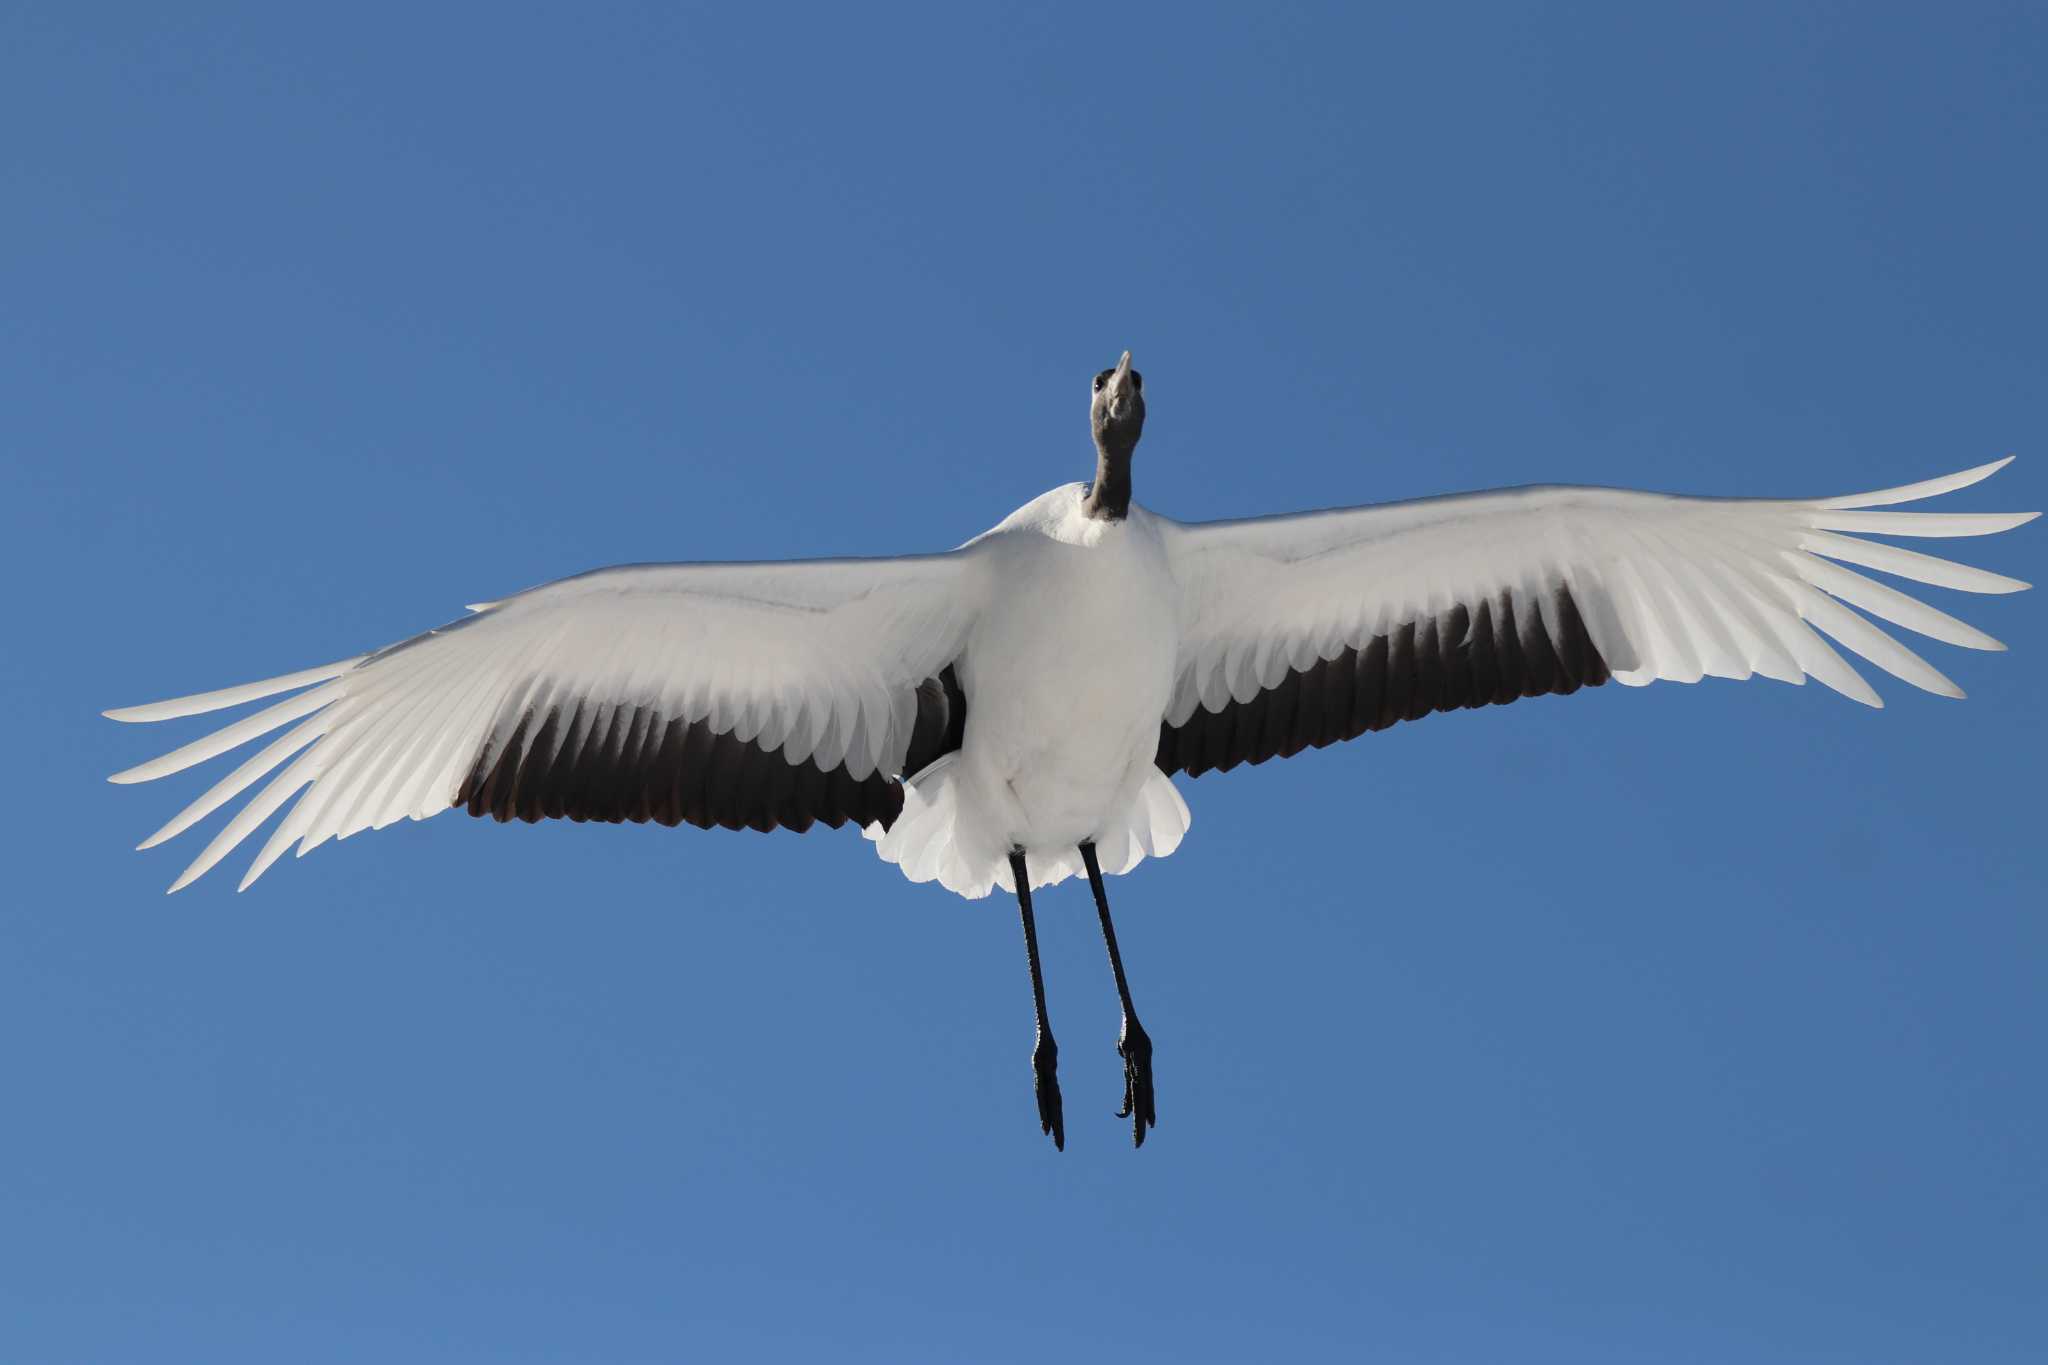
xmin=1090 ymin=350 xmax=1145 ymax=460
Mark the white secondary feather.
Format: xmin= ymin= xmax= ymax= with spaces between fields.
xmin=1158 ymin=458 xmax=2034 ymax=726
xmin=108 ymin=556 xmax=980 ymax=892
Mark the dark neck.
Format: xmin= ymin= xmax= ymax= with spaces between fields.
xmin=1083 ymin=440 xmax=1133 ymax=521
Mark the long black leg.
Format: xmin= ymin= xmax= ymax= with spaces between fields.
xmin=1010 ymin=849 xmax=1064 ymax=1151
xmin=1081 ymin=842 xmax=1156 ymax=1147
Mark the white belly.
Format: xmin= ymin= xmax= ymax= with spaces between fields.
xmin=865 ymin=490 xmax=1192 ymax=898
xmin=959 ymin=534 xmax=1178 ymax=850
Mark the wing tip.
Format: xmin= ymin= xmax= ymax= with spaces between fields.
xmin=101 ymin=657 xmax=367 ymax=725
xmin=1813 ymin=455 xmax=2030 ymax=512
xmin=1910 ymin=665 xmax=1966 ymax=701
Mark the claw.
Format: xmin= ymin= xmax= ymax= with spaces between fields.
xmin=1117 ymin=1017 xmax=1156 ymax=1148
xmin=1033 ymin=1033 xmax=1065 ymax=1151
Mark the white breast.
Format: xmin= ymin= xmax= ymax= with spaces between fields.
xmin=862 ymin=488 xmax=1193 ymax=897
xmin=959 ymin=492 xmax=1179 ymax=849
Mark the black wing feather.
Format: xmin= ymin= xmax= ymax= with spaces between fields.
xmin=1157 ymin=586 xmax=1612 ymax=778
xmin=456 ymin=665 xmax=968 ymax=834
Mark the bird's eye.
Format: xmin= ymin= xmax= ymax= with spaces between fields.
xmin=1130 ymin=372 xmax=1142 ymax=392
xmin=1093 ymin=371 xmax=1110 ymax=392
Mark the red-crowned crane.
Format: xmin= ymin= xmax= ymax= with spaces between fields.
xmin=107 ymin=352 xmax=2037 ymax=1149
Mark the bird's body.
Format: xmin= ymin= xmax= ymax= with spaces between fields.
xmin=872 ymin=485 xmax=1187 ymax=896
xmin=105 ymin=350 xmax=2037 ymax=1149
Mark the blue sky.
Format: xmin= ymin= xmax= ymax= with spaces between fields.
xmin=5 ymin=3 xmax=2044 ymax=1361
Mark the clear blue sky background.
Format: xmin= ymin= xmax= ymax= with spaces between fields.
xmin=5 ymin=4 xmax=2043 ymax=1361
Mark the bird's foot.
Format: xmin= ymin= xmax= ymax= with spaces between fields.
xmin=1116 ymin=1016 xmax=1156 ymax=1147
xmin=1032 ymin=1032 xmax=1065 ymax=1151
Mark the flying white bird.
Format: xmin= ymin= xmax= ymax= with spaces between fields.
xmin=107 ymin=352 xmax=2037 ymax=1149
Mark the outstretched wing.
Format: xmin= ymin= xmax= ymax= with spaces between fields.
xmin=107 ymin=554 xmax=983 ymax=891
xmin=1154 ymin=459 xmax=2035 ymax=777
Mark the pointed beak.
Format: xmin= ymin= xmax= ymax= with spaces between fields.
xmin=1105 ymin=350 xmax=1136 ymax=416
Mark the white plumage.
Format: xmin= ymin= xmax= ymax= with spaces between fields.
xmin=109 ymin=455 xmax=2033 ymax=899
xmin=1161 ymin=457 xmax=2032 ymax=719
xmin=103 ymin=337 xmax=2041 ymax=1155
